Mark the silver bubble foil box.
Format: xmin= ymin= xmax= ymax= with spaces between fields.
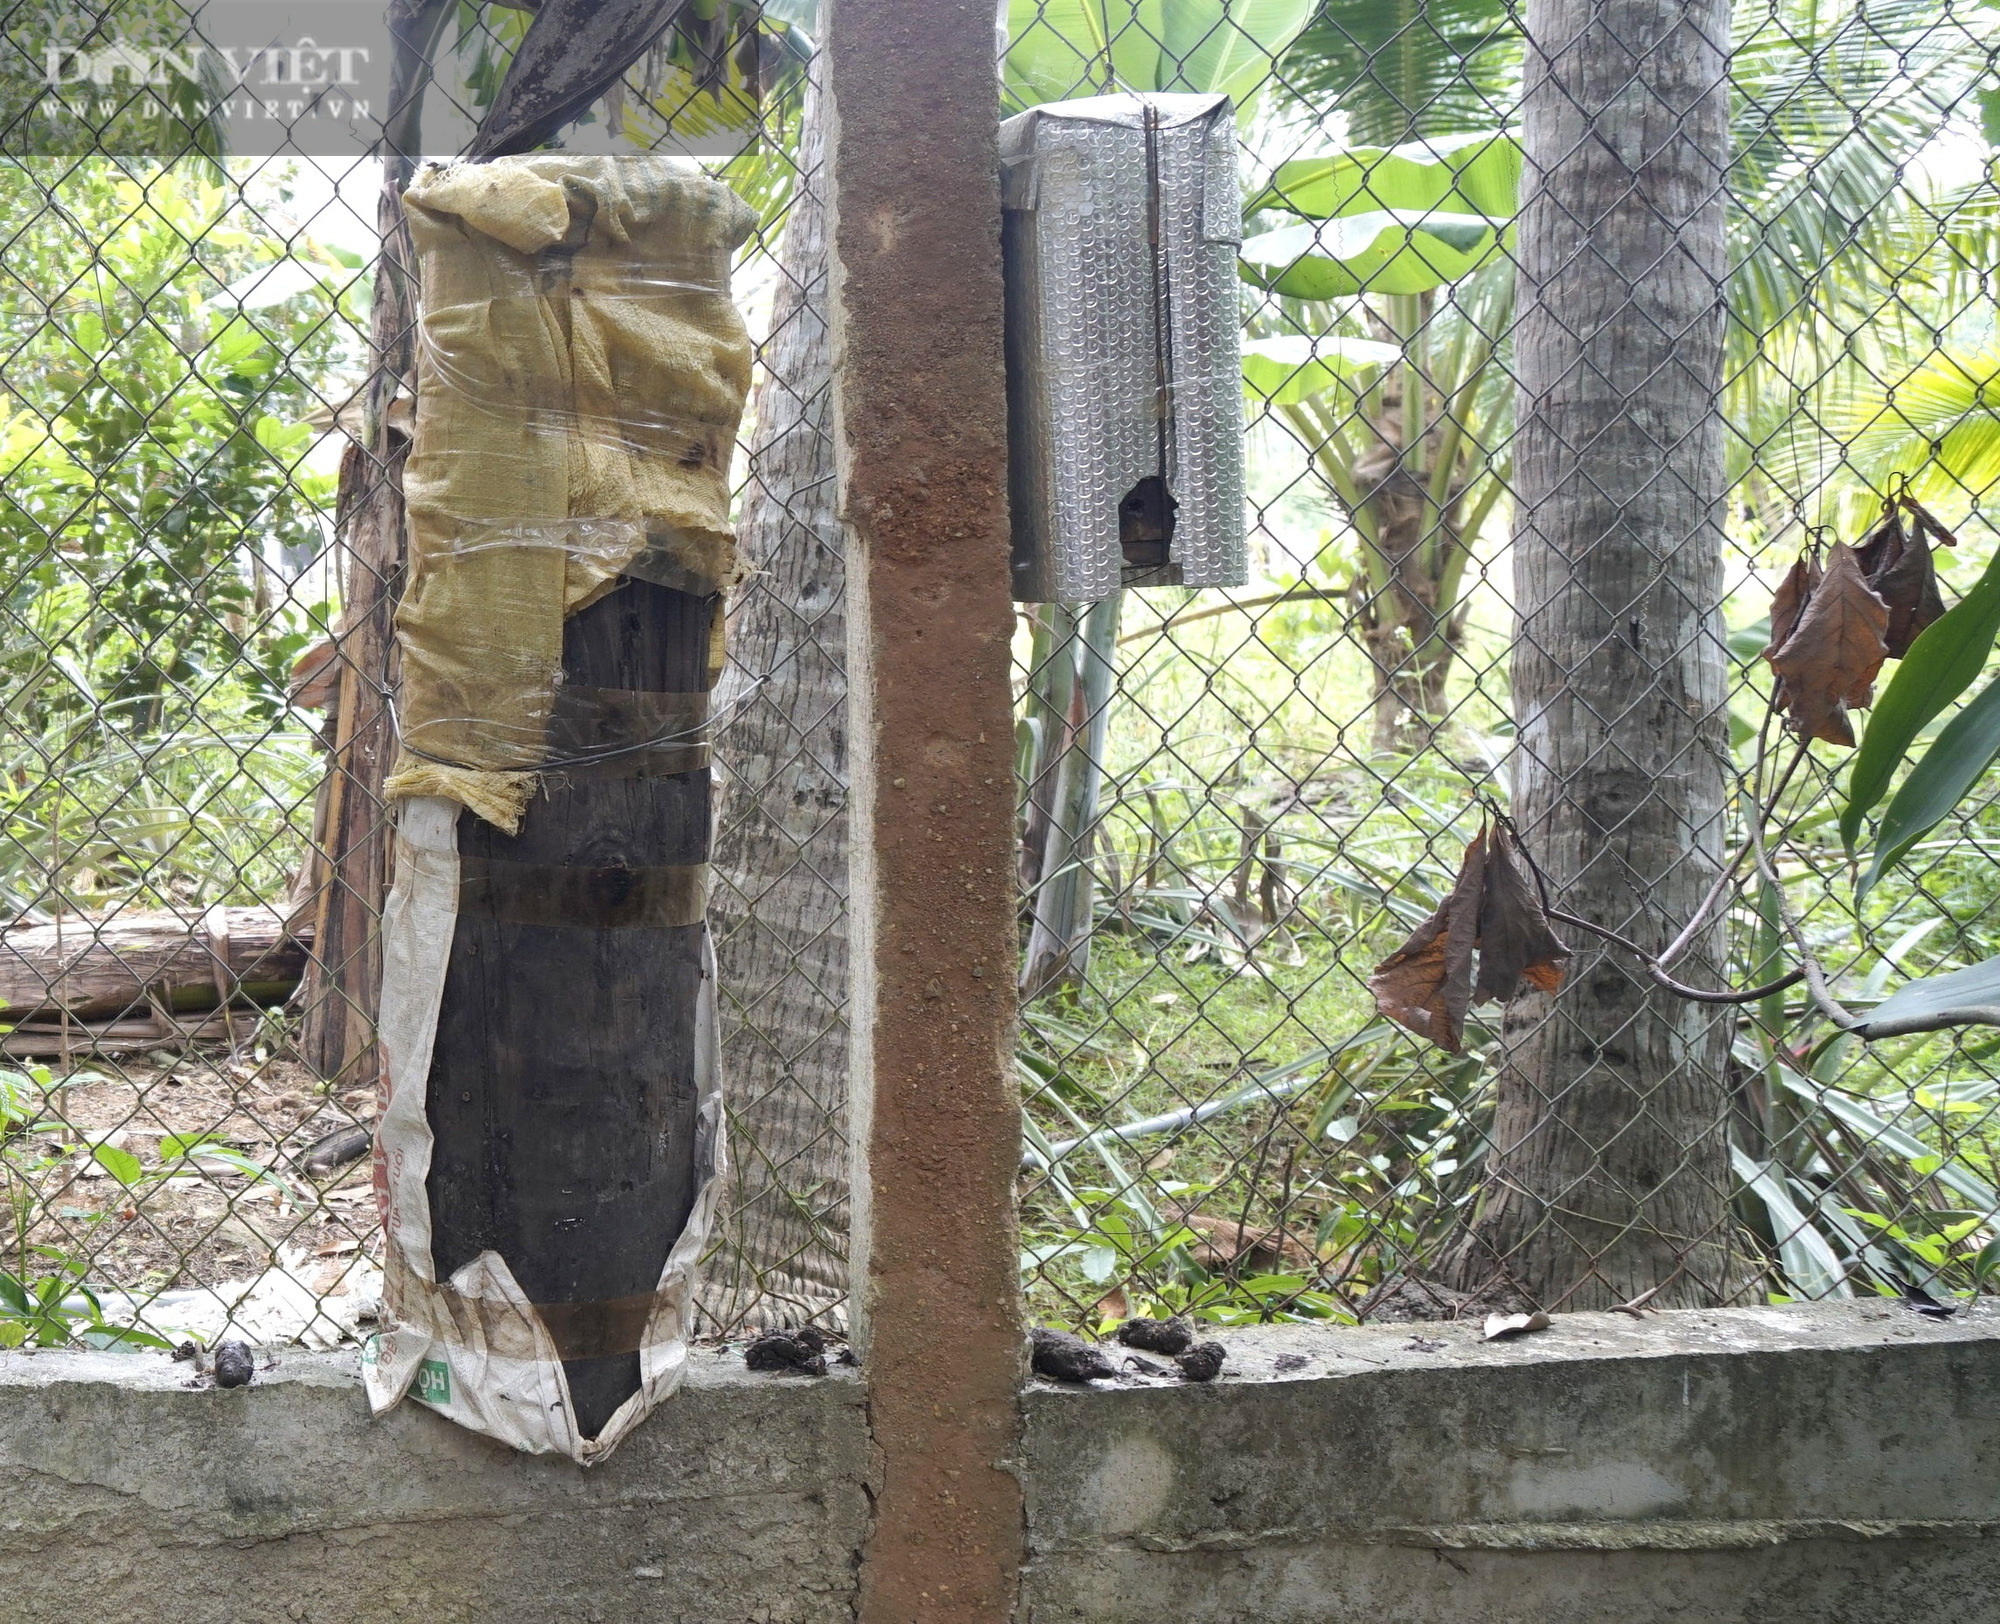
xmin=1001 ymin=93 xmax=1246 ymax=603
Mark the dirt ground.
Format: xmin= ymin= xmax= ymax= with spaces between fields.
xmin=5 ymin=1027 xmax=382 ymax=1336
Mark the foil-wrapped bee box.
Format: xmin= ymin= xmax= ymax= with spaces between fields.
xmin=1000 ymin=92 xmax=1247 ymax=603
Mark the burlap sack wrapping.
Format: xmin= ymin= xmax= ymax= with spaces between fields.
xmin=385 ymin=155 xmax=754 ymax=832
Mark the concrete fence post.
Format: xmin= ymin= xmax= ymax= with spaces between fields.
xmin=822 ymin=3 xmax=1027 ymax=1620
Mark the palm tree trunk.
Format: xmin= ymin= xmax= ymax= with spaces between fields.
xmin=703 ymin=66 xmax=851 ymax=1331
xmin=1445 ymin=0 xmax=1740 ymax=1310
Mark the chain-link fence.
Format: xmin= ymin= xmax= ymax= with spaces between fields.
xmin=0 ymin=2 xmax=846 ymax=1349
xmin=1011 ymin=0 xmax=2000 ymax=1332
xmin=8 ymin=0 xmax=2000 ymax=1357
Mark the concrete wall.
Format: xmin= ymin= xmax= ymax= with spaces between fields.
xmin=6 ymin=1303 xmax=1998 ymax=1622
xmin=2 ymin=1350 xmax=869 ymax=1624
xmin=1021 ymin=1303 xmax=2000 ymax=1624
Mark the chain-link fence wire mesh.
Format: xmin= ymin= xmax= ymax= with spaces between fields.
xmin=0 ymin=3 xmax=846 ymax=1348
xmin=9 ymin=0 xmax=2000 ymax=1356
xmin=1009 ymin=0 xmax=2000 ymax=1331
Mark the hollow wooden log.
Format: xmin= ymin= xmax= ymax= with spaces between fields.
xmin=424 ymin=579 xmax=714 ymax=1441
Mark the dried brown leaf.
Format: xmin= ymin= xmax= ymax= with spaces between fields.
xmin=1474 ymin=826 xmax=1570 ymax=1003
xmin=287 ymin=638 xmax=341 ymax=711
xmin=1761 ymin=553 xmax=1820 ymax=710
xmin=1092 ymin=1283 xmax=1131 ymax=1323
xmin=1767 ymin=543 xmax=1889 ymax=746
xmin=1907 ymin=497 xmax=1958 ymax=549
xmin=1368 ymin=828 xmax=1486 ymax=1053
xmin=1868 ymin=523 xmax=1947 ymax=658
xmin=1482 ymin=1310 xmax=1551 ymax=1341
xmin=1178 ymin=1211 xmax=1315 ymax=1273
xmin=1852 ymin=508 xmax=1905 ymax=581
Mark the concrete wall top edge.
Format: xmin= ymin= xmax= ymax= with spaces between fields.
xmin=1025 ymin=1299 xmax=2000 ymax=1396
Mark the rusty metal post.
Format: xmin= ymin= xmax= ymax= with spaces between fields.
xmin=823 ymin=3 xmax=1026 ymax=1620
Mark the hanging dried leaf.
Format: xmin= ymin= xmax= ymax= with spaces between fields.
xmin=1474 ymin=825 xmax=1569 ymax=1003
xmin=1906 ymin=495 xmax=1959 ymax=550
xmin=1852 ymin=506 xmax=1906 ymax=581
xmin=1761 ymin=553 xmax=1821 ymax=709
xmin=1767 ymin=543 xmax=1889 ymax=746
xmin=1368 ymin=828 xmax=1486 ymax=1054
xmin=1371 ymin=824 xmax=1572 ymax=1053
xmin=1870 ymin=522 xmax=1947 ymax=658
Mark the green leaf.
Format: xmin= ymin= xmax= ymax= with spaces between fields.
xmin=1844 ymin=544 xmax=2000 ymax=849
xmin=1164 ymin=0 xmax=1315 ymax=104
xmin=157 ymin=1131 xmax=222 ymax=1162
xmin=1240 ymin=210 xmax=1507 ymax=298
xmin=80 ymin=1325 xmax=176 ymax=1351
xmin=1855 ymin=954 xmax=2000 ymax=1042
xmin=1250 ymin=130 xmax=1520 ymax=220
xmin=1860 ymin=672 xmax=2000 ymax=899
xmin=91 ymin=1144 xmax=144 ymax=1187
xmin=1820 ymin=347 xmax=2000 ymax=512
xmin=1774 ymin=1073 xmax=2000 ymax=1212
xmin=1001 ymin=0 xmax=1312 ymax=109
xmin=0 ymin=1067 xmax=46 ymax=1129
xmin=1731 ymin=1147 xmax=1851 ymax=1300
xmin=1241 ymin=334 xmax=1401 ymax=403
xmin=190 ymin=1144 xmax=307 ymax=1202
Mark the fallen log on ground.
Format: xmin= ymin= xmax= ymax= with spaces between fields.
xmin=0 ymin=1009 xmax=264 ymax=1060
xmin=0 ymin=906 xmax=309 ymax=1029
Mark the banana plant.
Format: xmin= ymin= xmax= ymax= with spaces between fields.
xmin=1000 ymin=0 xmax=1315 ymax=111
xmin=1239 ymin=130 xmax=1517 ymax=751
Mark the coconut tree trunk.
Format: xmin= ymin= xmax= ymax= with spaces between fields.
xmin=1445 ymin=0 xmax=1739 ymax=1310
xmin=703 ymin=66 xmax=851 ymax=1332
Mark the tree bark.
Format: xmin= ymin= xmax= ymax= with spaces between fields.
xmin=294 ymin=163 xmax=417 ymax=1091
xmin=703 ymin=68 xmax=852 ymax=1332
xmin=0 ymin=907 xmax=305 ymax=1022
xmin=1445 ymin=0 xmax=1739 ymax=1310
xmin=294 ymin=0 xmax=454 ymax=1088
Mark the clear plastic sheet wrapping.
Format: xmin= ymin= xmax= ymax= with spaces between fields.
xmin=385 ymin=155 xmax=755 ymax=832
xmin=364 ymin=158 xmax=751 ymax=1465
xmin=1000 ymin=93 xmax=1247 ymax=603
